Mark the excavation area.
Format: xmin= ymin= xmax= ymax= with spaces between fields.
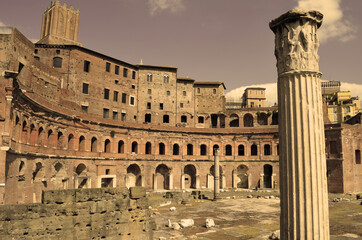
xmin=149 ymin=190 xmax=362 ymax=240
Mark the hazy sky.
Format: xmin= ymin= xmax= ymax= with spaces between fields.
xmin=1 ymin=0 xmax=361 ymax=92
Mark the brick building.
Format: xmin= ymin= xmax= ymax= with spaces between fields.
xmin=0 ymin=1 xmax=360 ymax=204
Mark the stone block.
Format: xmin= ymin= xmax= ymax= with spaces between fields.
xmin=130 ymin=187 xmax=146 ymax=199
xmin=42 ymin=189 xmax=76 ymax=204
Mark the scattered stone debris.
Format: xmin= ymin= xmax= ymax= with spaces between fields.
xmin=268 ymin=230 xmax=280 ymax=239
xmin=356 ymin=194 xmax=362 ymax=200
xmin=160 ymin=201 xmax=172 ymax=207
xmin=179 ymin=219 xmax=194 ymax=228
xmin=205 ymin=218 xmax=215 ymax=228
xmin=169 ymin=206 xmax=176 ymax=211
xmin=247 ymin=195 xmax=253 ymax=198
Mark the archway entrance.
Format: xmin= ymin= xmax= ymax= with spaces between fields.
xmin=263 ymin=164 xmax=273 ymax=188
xmin=155 ymin=164 xmax=170 ymax=190
xmin=236 ymin=164 xmax=248 ymax=188
xmin=184 ymin=164 xmax=196 ymax=189
xmin=126 ymin=164 xmax=142 ymax=188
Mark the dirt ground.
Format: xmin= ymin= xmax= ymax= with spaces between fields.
xmin=150 ymin=192 xmax=362 ymax=240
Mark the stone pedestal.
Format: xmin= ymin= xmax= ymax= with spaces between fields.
xmin=270 ymin=10 xmax=329 ymax=239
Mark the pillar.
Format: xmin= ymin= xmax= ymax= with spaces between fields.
xmin=270 ymin=10 xmax=329 ymax=239
xmin=247 ymin=174 xmax=252 ymax=189
xmin=196 ymin=175 xmax=200 ymax=189
xmin=213 ymin=149 xmax=220 ymax=201
xmin=153 ymin=174 xmax=157 ymax=190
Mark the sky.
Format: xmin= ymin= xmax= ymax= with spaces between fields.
xmin=0 ymin=0 xmax=361 ymax=94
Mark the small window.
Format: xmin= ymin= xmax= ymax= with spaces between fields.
xmin=197 ymin=88 xmax=200 ymax=93
xmin=181 ymin=115 xmax=187 ymax=123
xmin=183 ymin=91 xmax=186 ymax=96
xmin=34 ymin=49 xmax=38 ymax=54
xmin=82 ymin=83 xmax=89 ymax=94
xmin=180 ymin=103 xmax=184 ymax=108
xmin=163 ymin=115 xmax=169 ymax=123
xmin=81 ymin=105 xmax=88 ymax=113
xmin=113 ymin=91 xmax=118 ymax=102
xmin=132 ymin=85 xmax=135 ymax=89
xmin=103 ymin=108 xmax=109 ymax=118
xmin=112 ymin=111 xmax=118 ymax=120
xmin=160 ymin=103 xmax=163 ymax=110
xmin=115 ymin=80 xmax=119 ymax=84
xmin=167 ymin=91 xmax=170 ymax=96
xmin=84 ymin=60 xmax=90 ymax=72
xmin=53 ymin=57 xmax=62 ymax=68
xmin=115 ymin=65 xmax=119 ymax=75
xmin=147 ymin=73 xmax=152 ymax=82
xmin=147 ymin=102 xmax=151 ymax=109
xmin=145 ymin=114 xmax=151 ymax=123
xmin=132 ymin=71 xmax=136 ymax=79
xmin=34 ymin=56 xmax=40 ymax=61
xmin=104 ymin=88 xmax=110 ymax=100
xmin=198 ymin=116 xmax=204 ymax=123
xmin=123 ymin=68 xmax=128 ymax=77
xmin=213 ymin=89 xmax=216 ymax=94
xmin=121 ymin=112 xmax=126 ymax=121
xmin=148 ymin=89 xmax=152 ymax=94
xmin=356 ymin=150 xmax=361 ymax=164
xmin=164 ymin=74 xmax=169 ymax=83
xmin=130 ymin=96 xmax=135 ymax=105
xmin=122 ymin=93 xmax=127 ymax=103
xmin=56 ymin=50 xmax=60 ymax=54
xmin=106 ymin=62 xmax=111 ymax=72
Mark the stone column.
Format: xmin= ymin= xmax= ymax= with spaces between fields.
xmin=269 ymin=10 xmax=329 ymax=239
xmin=213 ymin=149 xmax=220 ymax=201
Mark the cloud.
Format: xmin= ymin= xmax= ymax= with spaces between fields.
xmin=0 ymin=20 xmax=12 ymax=34
xmin=148 ymin=0 xmax=185 ymax=16
xmin=296 ymin=0 xmax=356 ymax=43
xmin=226 ymin=82 xmax=362 ymax=107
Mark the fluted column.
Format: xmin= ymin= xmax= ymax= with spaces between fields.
xmin=270 ymin=10 xmax=329 ymax=239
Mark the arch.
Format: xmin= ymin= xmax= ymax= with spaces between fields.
xmin=187 ymin=144 xmax=193 ymax=155
xmin=79 ymin=136 xmax=85 ymax=151
xmin=263 ymin=164 xmax=273 ymax=188
xmin=68 ymin=134 xmax=75 ymax=150
xmin=32 ymin=162 xmax=43 ymax=181
xmin=236 ymin=164 xmax=249 ymax=188
xmin=91 ymin=137 xmax=98 ymax=152
xmin=29 ymin=124 xmax=37 ymax=145
xmin=54 ymin=162 xmax=63 ymax=172
xmin=126 ymin=164 xmax=142 ymax=187
xmin=48 ymin=129 xmax=57 ymax=148
xmin=21 ymin=120 xmax=28 ymax=143
xmin=229 ymin=114 xmax=239 ymax=127
xmin=52 ymin=57 xmax=62 ymax=68
xmin=243 ymin=113 xmax=254 ymax=127
xmin=145 ymin=142 xmax=152 ymax=155
xmin=57 ymin=131 xmax=64 ymax=149
xmin=200 ymin=144 xmax=207 ymax=156
xmin=75 ymin=163 xmax=87 ymax=175
xmin=238 ymin=144 xmax=245 ymax=156
xmin=38 ymin=127 xmax=44 ymax=146
xmin=251 ymin=144 xmax=258 ymax=156
xmin=257 ymin=112 xmax=268 ymax=125
xmin=118 ymin=140 xmax=124 ymax=153
xmin=131 ymin=141 xmax=138 ymax=153
xmin=104 ymin=139 xmax=111 ymax=153
xmin=184 ymin=164 xmax=196 ymax=189
xmin=173 ymin=144 xmax=179 ymax=155
xmin=225 ymin=144 xmax=232 ymax=156
xmin=264 ymin=144 xmax=271 ymax=155
xmin=159 ymin=142 xmax=165 ymax=155
xmin=155 ymin=164 xmax=170 ymax=190
xmin=213 ymin=144 xmax=219 ymax=156
xmin=272 ymin=111 xmax=278 ymax=125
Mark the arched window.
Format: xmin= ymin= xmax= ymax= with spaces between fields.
xmin=118 ymin=140 xmax=124 ymax=153
xmin=238 ymin=144 xmax=245 ymax=156
xmin=244 ymin=114 xmax=254 ymax=127
xmin=68 ymin=134 xmax=74 ymax=150
xmin=53 ymin=57 xmax=62 ymax=68
xmin=225 ymin=145 xmax=232 ymax=156
xmin=104 ymin=139 xmax=111 ymax=153
xmin=164 ymin=74 xmax=169 ymax=83
xmin=131 ymin=141 xmax=138 ymax=153
xmin=198 ymin=116 xmax=204 ymax=124
xmin=163 ymin=115 xmax=169 ymax=123
xmin=187 ymin=144 xmax=193 ymax=155
xmin=57 ymin=132 xmax=64 ymax=149
xmin=229 ymin=114 xmax=239 ymax=127
xmin=91 ymin=137 xmax=98 ymax=152
xmin=159 ymin=143 xmax=165 ymax=155
xmin=200 ymin=144 xmax=207 ymax=156
xmin=145 ymin=114 xmax=151 ymax=123
xmin=264 ymin=144 xmax=271 ymax=155
xmin=173 ymin=144 xmax=179 ymax=155
xmin=251 ymin=144 xmax=258 ymax=156
xmin=257 ymin=112 xmax=268 ymax=125
xmin=79 ymin=136 xmax=85 ymax=151
xmin=147 ymin=73 xmax=152 ymax=82
xmin=145 ymin=142 xmax=152 ymax=155
xmin=181 ymin=115 xmax=187 ymax=123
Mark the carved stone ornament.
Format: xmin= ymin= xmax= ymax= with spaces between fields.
xmin=269 ymin=9 xmax=323 ymax=75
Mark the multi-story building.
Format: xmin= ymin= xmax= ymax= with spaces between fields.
xmin=241 ymin=87 xmax=266 ymax=108
xmin=0 ymin=1 xmax=360 ymax=204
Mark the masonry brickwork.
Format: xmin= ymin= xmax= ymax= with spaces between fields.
xmin=0 ymin=1 xmax=361 ymax=205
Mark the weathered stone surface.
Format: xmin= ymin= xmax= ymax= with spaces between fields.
xmin=130 ymin=187 xmax=146 ymax=199
xmin=205 ymin=218 xmax=215 ymax=228
xmin=179 ymin=219 xmax=194 ymax=228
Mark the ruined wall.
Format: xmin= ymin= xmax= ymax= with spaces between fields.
xmin=0 ymin=187 xmax=154 ymax=240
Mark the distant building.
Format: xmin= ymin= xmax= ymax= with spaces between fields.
xmin=241 ymin=87 xmax=266 ymax=108
xmin=322 ymin=81 xmax=361 ymax=123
